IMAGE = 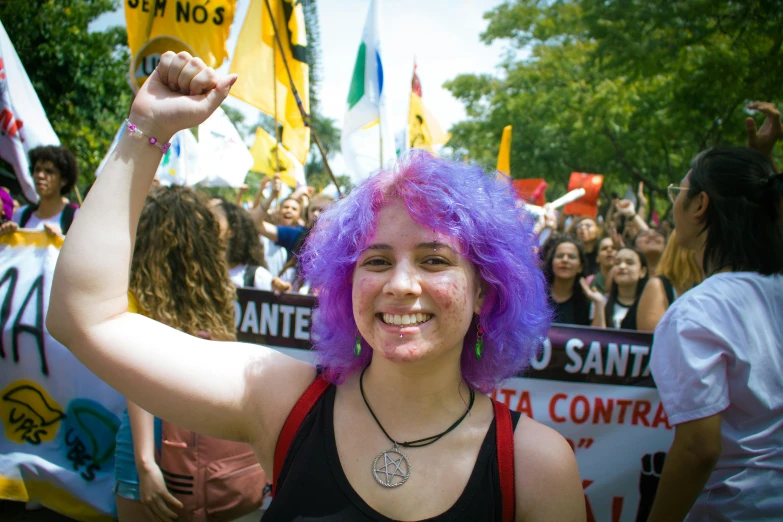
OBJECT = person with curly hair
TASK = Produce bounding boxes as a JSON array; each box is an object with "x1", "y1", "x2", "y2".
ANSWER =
[
  {"x1": 114, "y1": 185, "x2": 265, "y2": 521},
  {"x1": 49, "y1": 53, "x2": 584, "y2": 521},
  {"x1": 210, "y1": 198, "x2": 273, "y2": 290},
  {"x1": 0, "y1": 145, "x2": 79, "y2": 237}
]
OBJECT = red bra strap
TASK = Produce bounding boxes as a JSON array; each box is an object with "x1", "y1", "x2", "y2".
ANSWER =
[
  {"x1": 272, "y1": 373, "x2": 331, "y2": 495},
  {"x1": 494, "y1": 399, "x2": 516, "y2": 522}
]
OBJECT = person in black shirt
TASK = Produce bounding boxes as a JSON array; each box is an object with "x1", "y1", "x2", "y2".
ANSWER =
[{"x1": 544, "y1": 235, "x2": 592, "y2": 325}]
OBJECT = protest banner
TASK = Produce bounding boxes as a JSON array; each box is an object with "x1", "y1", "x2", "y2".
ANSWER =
[
  {"x1": 0, "y1": 232, "x2": 125, "y2": 521},
  {"x1": 124, "y1": 0, "x2": 237, "y2": 90},
  {"x1": 236, "y1": 287, "x2": 672, "y2": 522},
  {"x1": 0, "y1": 21, "x2": 60, "y2": 204}
]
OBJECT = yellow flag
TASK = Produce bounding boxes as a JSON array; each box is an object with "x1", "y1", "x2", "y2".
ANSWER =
[
  {"x1": 124, "y1": 0, "x2": 236, "y2": 90},
  {"x1": 249, "y1": 128, "x2": 305, "y2": 189},
  {"x1": 408, "y1": 65, "x2": 450, "y2": 151},
  {"x1": 230, "y1": 0, "x2": 310, "y2": 164},
  {"x1": 496, "y1": 125, "x2": 512, "y2": 178}
]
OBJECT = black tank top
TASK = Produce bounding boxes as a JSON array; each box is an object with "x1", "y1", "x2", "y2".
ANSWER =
[{"x1": 263, "y1": 384, "x2": 521, "y2": 521}]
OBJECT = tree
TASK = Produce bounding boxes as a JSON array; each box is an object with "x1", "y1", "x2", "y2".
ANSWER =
[
  {"x1": 0, "y1": 0, "x2": 132, "y2": 198},
  {"x1": 445, "y1": 0, "x2": 783, "y2": 206}
]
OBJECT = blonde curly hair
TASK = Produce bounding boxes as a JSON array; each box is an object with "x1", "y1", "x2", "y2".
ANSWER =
[{"x1": 130, "y1": 185, "x2": 236, "y2": 341}]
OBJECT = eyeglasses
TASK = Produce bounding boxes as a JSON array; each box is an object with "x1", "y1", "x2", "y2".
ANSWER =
[{"x1": 667, "y1": 184, "x2": 687, "y2": 204}]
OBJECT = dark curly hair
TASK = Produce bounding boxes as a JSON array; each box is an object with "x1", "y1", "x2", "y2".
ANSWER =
[
  {"x1": 215, "y1": 199, "x2": 267, "y2": 269},
  {"x1": 28, "y1": 146, "x2": 78, "y2": 195}
]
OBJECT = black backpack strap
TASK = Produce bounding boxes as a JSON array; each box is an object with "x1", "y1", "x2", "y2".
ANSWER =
[
  {"x1": 19, "y1": 205, "x2": 37, "y2": 227},
  {"x1": 244, "y1": 264, "x2": 259, "y2": 287},
  {"x1": 658, "y1": 275, "x2": 676, "y2": 306},
  {"x1": 60, "y1": 205, "x2": 76, "y2": 234}
]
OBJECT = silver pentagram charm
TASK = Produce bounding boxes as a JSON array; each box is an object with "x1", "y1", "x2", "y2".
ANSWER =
[{"x1": 372, "y1": 444, "x2": 411, "y2": 487}]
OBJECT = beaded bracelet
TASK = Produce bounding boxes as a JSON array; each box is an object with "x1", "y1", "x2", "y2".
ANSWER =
[{"x1": 125, "y1": 119, "x2": 171, "y2": 155}]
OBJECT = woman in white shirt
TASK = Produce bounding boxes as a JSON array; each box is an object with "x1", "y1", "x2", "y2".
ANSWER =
[{"x1": 646, "y1": 137, "x2": 783, "y2": 521}]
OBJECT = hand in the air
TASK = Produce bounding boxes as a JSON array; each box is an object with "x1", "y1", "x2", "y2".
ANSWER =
[
  {"x1": 579, "y1": 278, "x2": 606, "y2": 305},
  {"x1": 616, "y1": 199, "x2": 636, "y2": 217},
  {"x1": 637, "y1": 182, "x2": 647, "y2": 207},
  {"x1": 128, "y1": 51, "x2": 237, "y2": 142},
  {"x1": 746, "y1": 101, "x2": 781, "y2": 160}
]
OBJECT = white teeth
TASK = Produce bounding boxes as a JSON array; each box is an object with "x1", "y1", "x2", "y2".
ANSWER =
[{"x1": 382, "y1": 313, "x2": 432, "y2": 326}]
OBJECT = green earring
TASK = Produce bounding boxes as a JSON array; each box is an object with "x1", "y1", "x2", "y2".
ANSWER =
[
  {"x1": 475, "y1": 324, "x2": 484, "y2": 360},
  {"x1": 354, "y1": 335, "x2": 362, "y2": 357}
]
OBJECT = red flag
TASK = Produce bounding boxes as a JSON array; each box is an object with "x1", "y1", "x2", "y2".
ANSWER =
[
  {"x1": 512, "y1": 178, "x2": 547, "y2": 206},
  {"x1": 563, "y1": 172, "x2": 604, "y2": 217},
  {"x1": 411, "y1": 62, "x2": 422, "y2": 97}
]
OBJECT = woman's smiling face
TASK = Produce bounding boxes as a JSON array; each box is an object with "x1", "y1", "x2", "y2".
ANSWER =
[{"x1": 351, "y1": 201, "x2": 484, "y2": 364}]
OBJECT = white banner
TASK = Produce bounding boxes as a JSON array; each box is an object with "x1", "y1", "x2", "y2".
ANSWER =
[
  {"x1": 0, "y1": 21, "x2": 60, "y2": 203},
  {"x1": 0, "y1": 232, "x2": 125, "y2": 521}
]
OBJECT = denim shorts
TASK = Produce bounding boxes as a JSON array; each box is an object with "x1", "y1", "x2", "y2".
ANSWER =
[{"x1": 114, "y1": 409, "x2": 161, "y2": 501}]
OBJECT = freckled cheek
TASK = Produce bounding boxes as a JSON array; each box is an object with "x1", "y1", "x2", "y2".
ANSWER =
[
  {"x1": 352, "y1": 276, "x2": 383, "y2": 324},
  {"x1": 429, "y1": 279, "x2": 471, "y2": 320}
]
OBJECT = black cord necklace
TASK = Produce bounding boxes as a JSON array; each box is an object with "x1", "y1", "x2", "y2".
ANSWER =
[{"x1": 359, "y1": 365, "x2": 476, "y2": 488}]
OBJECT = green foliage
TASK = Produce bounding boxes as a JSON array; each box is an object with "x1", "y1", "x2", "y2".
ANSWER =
[
  {"x1": 0, "y1": 0, "x2": 131, "y2": 198},
  {"x1": 446, "y1": 0, "x2": 783, "y2": 208}
]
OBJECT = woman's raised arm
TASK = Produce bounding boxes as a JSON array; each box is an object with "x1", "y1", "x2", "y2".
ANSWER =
[{"x1": 47, "y1": 53, "x2": 314, "y2": 453}]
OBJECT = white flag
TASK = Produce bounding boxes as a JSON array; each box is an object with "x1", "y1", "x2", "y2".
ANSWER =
[
  {"x1": 340, "y1": 0, "x2": 396, "y2": 185},
  {"x1": 0, "y1": 21, "x2": 60, "y2": 203},
  {"x1": 156, "y1": 128, "x2": 201, "y2": 186},
  {"x1": 196, "y1": 108, "x2": 253, "y2": 188}
]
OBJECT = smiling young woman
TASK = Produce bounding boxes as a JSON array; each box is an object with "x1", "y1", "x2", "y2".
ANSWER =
[{"x1": 47, "y1": 52, "x2": 585, "y2": 522}]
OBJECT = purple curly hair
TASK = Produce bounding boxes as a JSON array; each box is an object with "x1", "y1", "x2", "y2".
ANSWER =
[{"x1": 300, "y1": 151, "x2": 551, "y2": 393}]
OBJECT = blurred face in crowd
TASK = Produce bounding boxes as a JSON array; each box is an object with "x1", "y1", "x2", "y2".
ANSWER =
[
  {"x1": 634, "y1": 229, "x2": 665, "y2": 258},
  {"x1": 33, "y1": 160, "x2": 65, "y2": 199},
  {"x1": 307, "y1": 200, "x2": 329, "y2": 227},
  {"x1": 613, "y1": 248, "x2": 647, "y2": 288},
  {"x1": 552, "y1": 242, "x2": 583, "y2": 281},
  {"x1": 574, "y1": 218, "x2": 599, "y2": 245},
  {"x1": 596, "y1": 237, "x2": 617, "y2": 271},
  {"x1": 279, "y1": 198, "x2": 302, "y2": 227}
]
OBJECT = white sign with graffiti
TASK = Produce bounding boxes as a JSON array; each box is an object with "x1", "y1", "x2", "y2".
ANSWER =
[{"x1": 0, "y1": 232, "x2": 125, "y2": 521}]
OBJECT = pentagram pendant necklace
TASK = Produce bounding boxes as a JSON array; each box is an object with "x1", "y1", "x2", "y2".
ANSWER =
[{"x1": 360, "y1": 365, "x2": 475, "y2": 488}]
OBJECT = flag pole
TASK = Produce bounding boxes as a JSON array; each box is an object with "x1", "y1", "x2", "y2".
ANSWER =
[
  {"x1": 272, "y1": 42, "x2": 281, "y2": 177},
  {"x1": 272, "y1": 36, "x2": 282, "y2": 208},
  {"x1": 262, "y1": 0, "x2": 341, "y2": 196}
]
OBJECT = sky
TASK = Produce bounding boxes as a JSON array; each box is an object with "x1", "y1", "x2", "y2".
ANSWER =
[{"x1": 90, "y1": 0, "x2": 514, "y2": 174}]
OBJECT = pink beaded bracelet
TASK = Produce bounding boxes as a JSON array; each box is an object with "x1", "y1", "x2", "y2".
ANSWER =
[{"x1": 125, "y1": 119, "x2": 171, "y2": 155}]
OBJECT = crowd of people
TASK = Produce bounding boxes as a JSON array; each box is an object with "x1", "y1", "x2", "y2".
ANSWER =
[
  {"x1": 1, "y1": 51, "x2": 781, "y2": 521},
  {"x1": 538, "y1": 189, "x2": 701, "y2": 332}
]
